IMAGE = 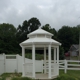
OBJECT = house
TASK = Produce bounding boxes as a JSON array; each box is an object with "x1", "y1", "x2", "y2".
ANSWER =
[{"x1": 69, "y1": 44, "x2": 79, "y2": 56}]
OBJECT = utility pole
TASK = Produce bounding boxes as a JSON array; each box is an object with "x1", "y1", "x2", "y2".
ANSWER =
[{"x1": 79, "y1": 32, "x2": 80, "y2": 60}]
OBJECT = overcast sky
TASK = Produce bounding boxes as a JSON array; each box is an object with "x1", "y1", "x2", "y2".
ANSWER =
[{"x1": 0, "y1": 0, "x2": 80, "y2": 30}]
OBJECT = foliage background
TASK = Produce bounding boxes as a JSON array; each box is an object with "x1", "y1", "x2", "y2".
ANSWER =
[{"x1": 0, "y1": 17, "x2": 80, "y2": 59}]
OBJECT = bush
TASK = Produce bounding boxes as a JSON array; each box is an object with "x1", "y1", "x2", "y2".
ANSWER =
[{"x1": 54, "y1": 74, "x2": 78, "y2": 80}]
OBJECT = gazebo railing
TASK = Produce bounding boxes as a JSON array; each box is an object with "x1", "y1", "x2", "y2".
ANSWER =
[
  {"x1": 43, "y1": 61, "x2": 59, "y2": 76},
  {"x1": 24, "y1": 62, "x2": 33, "y2": 77}
]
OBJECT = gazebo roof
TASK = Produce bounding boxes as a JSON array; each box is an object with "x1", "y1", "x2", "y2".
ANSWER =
[
  {"x1": 20, "y1": 28, "x2": 61, "y2": 46},
  {"x1": 20, "y1": 37, "x2": 61, "y2": 46},
  {"x1": 27, "y1": 28, "x2": 53, "y2": 37}
]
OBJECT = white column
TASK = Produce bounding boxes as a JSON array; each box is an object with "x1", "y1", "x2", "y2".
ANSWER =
[
  {"x1": 32, "y1": 44, "x2": 35, "y2": 78},
  {"x1": 53, "y1": 48, "x2": 56, "y2": 75},
  {"x1": 48, "y1": 44, "x2": 51, "y2": 79},
  {"x1": 22, "y1": 47, "x2": 25, "y2": 76},
  {"x1": 57, "y1": 46, "x2": 59, "y2": 63},
  {"x1": 44, "y1": 47, "x2": 46, "y2": 74},
  {"x1": 56, "y1": 46, "x2": 59, "y2": 75},
  {"x1": 54, "y1": 48, "x2": 56, "y2": 63}
]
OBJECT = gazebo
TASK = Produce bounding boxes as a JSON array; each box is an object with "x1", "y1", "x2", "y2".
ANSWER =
[{"x1": 20, "y1": 28, "x2": 61, "y2": 79}]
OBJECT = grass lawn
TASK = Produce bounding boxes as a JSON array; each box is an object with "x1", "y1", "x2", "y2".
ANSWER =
[
  {"x1": 58, "y1": 70, "x2": 80, "y2": 80},
  {"x1": 0, "y1": 70, "x2": 80, "y2": 80}
]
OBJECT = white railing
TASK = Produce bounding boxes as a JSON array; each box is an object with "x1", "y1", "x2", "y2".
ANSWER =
[
  {"x1": 24, "y1": 62, "x2": 33, "y2": 77},
  {"x1": 43, "y1": 60, "x2": 80, "y2": 74},
  {"x1": 43, "y1": 60, "x2": 59, "y2": 76},
  {"x1": 59, "y1": 60, "x2": 80, "y2": 73}
]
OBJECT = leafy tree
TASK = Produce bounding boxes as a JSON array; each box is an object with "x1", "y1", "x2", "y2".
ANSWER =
[
  {"x1": 42, "y1": 24, "x2": 58, "y2": 40},
  {"x1": 58, "y1": 26, "x2": 74, "y2": 52},
  {"x1": 0, "y1": 23, "x2": 17, "y2": 54},
  {"x1": 16, "y1": 20, "x2": 28, "y2": 42},
  {"x1": 42, "y1": 24, "x2": 51, "y2": 32},
  {"x1": 16, "y1": 17, "x2": 41, "y2": 43},
  {"x1": 59, "y1": 46, "x2": 64, "y2": 60},
  {"x1": 71, "y1": 25, "x2": 80, "y2": 44},
  {"x1": 28, "y1": 17, "x2": 41, "y2": 32}
]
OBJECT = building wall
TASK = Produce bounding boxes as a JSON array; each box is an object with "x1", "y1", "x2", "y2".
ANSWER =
[{"x1": 71, "y1": 51, "x2": 77, "y2": 56}]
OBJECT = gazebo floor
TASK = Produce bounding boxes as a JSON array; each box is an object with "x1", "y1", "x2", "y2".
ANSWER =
[{"x1": 25, "y1": 73, "x2": 57, "y2": 79}]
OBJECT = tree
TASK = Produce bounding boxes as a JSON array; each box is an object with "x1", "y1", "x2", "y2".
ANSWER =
[
  {"x1": 58, "y1": 26, "x2": 74, "y2": 52},
  {"x1": 42, "y1": 24, "x2": 51, "y2": 32},
  {"x1": 16, "y1": 20, "x2": 28, "y2": 42},
  {"x1": 16, "y1": 17, "x2": 41, "y2": 43},
  {"x1": 42, "y1": 24, "x2": 58, "y2": 40},
  {"x1": 28, "y1": 17, "x2": 41, "y2": 32},
  {"x1": 59, "y1": 46, "x2": 64, "y2": 60},
  {"x1": 71, "y1": 25, "x2": 80, "y2": 44},
  {"x1": 0, "y1": 23, "x2": 17, "y2": 54}
]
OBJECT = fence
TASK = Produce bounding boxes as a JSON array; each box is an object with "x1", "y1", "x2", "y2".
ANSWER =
[
  {"x1": 42, "y1": 60, "x2": 80, "y2": 75},
  {"x1": 0, "y1": 54, "x2": 43, "y2": 75},
  {"x1": 0, "y1": 54, "x2": 80, "y2": 75},
  {"x1": 0, "y1": 54, "x2": 4, "y2": 75},
  {"x1": 59, "y1": 60, "x2": 80, "y2": 73}
]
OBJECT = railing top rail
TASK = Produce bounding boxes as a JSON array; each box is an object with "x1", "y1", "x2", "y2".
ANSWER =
[{"x1": 67, "y1": 60, "x2": 80, "y2": 62}]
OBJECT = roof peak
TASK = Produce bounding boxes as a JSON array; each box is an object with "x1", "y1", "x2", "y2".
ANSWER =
[{"x1": 27, "y1": 28, "x2": 53, "y2": 37}]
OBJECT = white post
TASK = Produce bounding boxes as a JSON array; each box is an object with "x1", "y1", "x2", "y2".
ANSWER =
[
  {"x1": 54, "y1": 48, "x2": 56, "y2": 63},
  {"x1": 64, "y1": 59, "x2": 67, "y2": 73},
  {"x1": 44, "y1": 47, "x2": 46, "y2": 74},
  {"x1": 42, "y1": 60, "x2": 44, "y2": 73},
  {"x1": 22, "y1": 47, "x2": 25, "y2": 76},
  {"x1": 54, "y1": 48, "x2": 56, "y2": 75},
  {"x1": 48, "y1": 44, "x2": 51, "y2": 79},
  {"x1": 56, "y1": 46, "x2": 59, "y2": 75},
  {"x1": 57, "y1": 46, "x2": 59, "y2": 64},
  {"x1": 32, "y1": 44, "x2": 35, "y2": 78},
  {"x1": 17, "y1": 54, "x2": 19, "y2": 73},
  {"x1": 3, "y1": 53, "x2": 5, "y2": 73},
  {"x1": 79, "y1": 32, "x2": 80, "y2": 60}
]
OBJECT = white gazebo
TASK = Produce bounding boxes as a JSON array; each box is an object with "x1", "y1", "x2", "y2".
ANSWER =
[{"x1": 20, "y1": 28, "x2": 61, "y2": 79}]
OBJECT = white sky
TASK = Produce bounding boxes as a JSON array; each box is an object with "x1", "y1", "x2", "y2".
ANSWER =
[{"x1": 0, "y1": 0, "x2": 80, "y2": 30}]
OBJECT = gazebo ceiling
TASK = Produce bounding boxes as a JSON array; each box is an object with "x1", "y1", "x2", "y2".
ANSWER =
[{"x1": 20, "y1": 28, "x2": 61, "y2": 46}]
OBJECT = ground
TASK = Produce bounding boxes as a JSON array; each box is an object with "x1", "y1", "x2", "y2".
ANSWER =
[{"x1": 0, "y1": 70, "x2": 80, "y2": 80}]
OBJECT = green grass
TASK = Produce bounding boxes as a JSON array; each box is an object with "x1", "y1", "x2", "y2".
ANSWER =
[
  {"x1": 0, "y1": 70, "x2": 80, "y2": 80},
  {"x1": 1, "y1": 73, "x2": 11, "y2": 78},
  {"x1": 70, "y1": 56, "x2": 79, "y2": 60},
  {"x1": 0, "y1": 73, "x2": 22, "y2": 80},
  {"x1": 59, "y1": 70, "x2": 80, "y2": 79},
  {"x1": 1, "y1": 73, "x2": 21, "y2": 77}
]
